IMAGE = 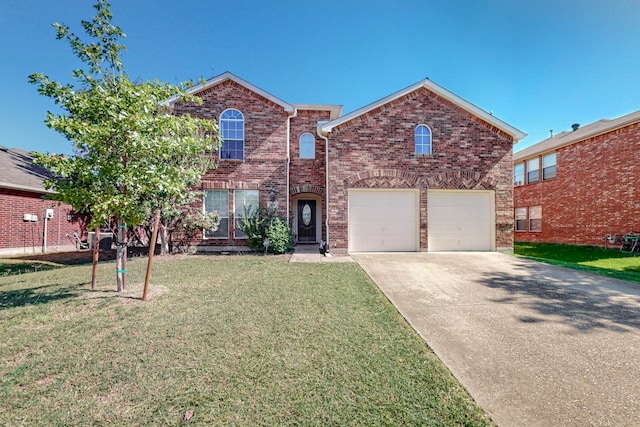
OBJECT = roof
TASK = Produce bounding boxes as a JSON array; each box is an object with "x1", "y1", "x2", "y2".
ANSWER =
[
  {"x1": 0, "y1": 146, "x2": 54, "y2": 194},
  {"x1": 319, "y1": 78, "x2": 527, "y2": 141},
  {"x1": 167, "y1": 71, "x2": 295, "y2": 113},
  {"x1": 514, "y1": 108, "x2": 640, "y2": 162}
]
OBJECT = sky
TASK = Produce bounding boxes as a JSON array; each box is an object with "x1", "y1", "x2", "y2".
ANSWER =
[{"x1": 1, "y1": 0, "x2": 640, "y2": 154}]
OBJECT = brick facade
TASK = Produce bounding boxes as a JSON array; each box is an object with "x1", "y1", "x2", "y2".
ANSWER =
[
  {"x1": 171, "y1": 72, "x2": 521, "y2": 252},
  {"x1": 514, "y1": 119, "x2": 640, "y2": 246},
  {"x1": 326, "y1": 88, "x2": 515, "y2": 251},
  {"x1": 0, "y1": 188, "x2": 77, "y2": 255}
]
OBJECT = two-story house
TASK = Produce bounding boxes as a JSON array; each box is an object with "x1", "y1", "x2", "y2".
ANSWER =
[
  {"x1": 171, "y1": 72, "x2": 525, "y2": 253},
  {"x1": 513, "y1": 109, "x2": 640, "y2": 246}
]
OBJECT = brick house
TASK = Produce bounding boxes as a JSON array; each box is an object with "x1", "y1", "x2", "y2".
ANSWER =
[
  {"x1": 171, "y1": 72, "x2": 525, "y2": 253},
  {"x1": 513, "y1": 110, "x2": 640, "y2": 246},
  {"x1": 0, "y1": 146, "x2": 77, "y2": 255}
]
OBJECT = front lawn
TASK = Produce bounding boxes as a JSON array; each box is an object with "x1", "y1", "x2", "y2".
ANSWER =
[
  {"x1": 515, "y1": 242, "x2": 640, "y2": 284},
  {"x1": 0, "y1": 255, "x2": 492, "y2": 426}
]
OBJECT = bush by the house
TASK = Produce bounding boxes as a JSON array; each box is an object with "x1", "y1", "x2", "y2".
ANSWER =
[{"x1": 240, "y1": 207, "x2": 292, "y2": 254}]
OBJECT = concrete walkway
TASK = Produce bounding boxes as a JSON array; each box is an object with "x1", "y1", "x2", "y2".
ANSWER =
[
  {"x1": 289, "y1": 244, "x2": 355, "y2": 263},
  {"x1": 353, "y1": 252, "x2": 640, "y2": 427}
]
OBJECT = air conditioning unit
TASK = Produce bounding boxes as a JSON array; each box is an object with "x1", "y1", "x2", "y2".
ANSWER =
[{"x1": 23, "y1": 214, "x2": 32, "y2": 222}]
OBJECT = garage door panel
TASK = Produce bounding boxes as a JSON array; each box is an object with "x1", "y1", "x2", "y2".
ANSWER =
[
  {"x1": 428, "y1": 191, "x2": 494, "y2": 252},
  {"x1": 349, "y1": 190, "x2": 418, "y2": 252}
]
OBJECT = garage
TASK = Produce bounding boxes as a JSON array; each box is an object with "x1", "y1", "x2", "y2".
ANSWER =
[
  {"x1": 427, "y1": 190, "x2": 495, "y2": 251},
  {"x1": 348, "y1": 189, "x2": 419, "y2": 252}
]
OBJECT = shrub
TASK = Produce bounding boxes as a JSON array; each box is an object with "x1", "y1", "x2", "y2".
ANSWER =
[{"x1": 239, "y1": 207, "x2": 292, "y2": 254}]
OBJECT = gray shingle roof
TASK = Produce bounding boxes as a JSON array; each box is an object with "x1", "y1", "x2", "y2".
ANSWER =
[
  {"x1": 0, "y1": 146, "x2": 54, "y2": 193},
  {"x1": 514, "y1": 109, "x2": 640, "y2": 161}
]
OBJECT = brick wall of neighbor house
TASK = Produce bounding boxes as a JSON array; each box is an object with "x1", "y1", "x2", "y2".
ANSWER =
[
  {"x1": 0, "y1": 188, "x2": 77, "y2": 255},
  {"x1": 172, "y1": 80, "x2": 290, "y2": 248},
  {"x1": 327, "y1": 87, "x2": 515, "y2": 252},
  {"x1": 514, "y1": 122, "x2": 640, "y2": 245},
  {"x1": 289, "y1": 109, "x2": 331, "y2": 239}
]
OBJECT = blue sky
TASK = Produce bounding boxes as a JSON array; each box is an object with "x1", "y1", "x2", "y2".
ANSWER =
[{"x1": 1, "y1": 0, "x2": 639, "y2": 154}]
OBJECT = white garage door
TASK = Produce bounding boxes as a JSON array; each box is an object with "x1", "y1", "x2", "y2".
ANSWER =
[
  {"x1": 428, "y1": 190, "x2": 495, "y2": 251},
  {"x1": 348, "y1": 189, "x2": 419, "y2": 252}
]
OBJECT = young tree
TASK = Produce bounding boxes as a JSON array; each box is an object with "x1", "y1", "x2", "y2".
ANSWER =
[{"x1": 30, "y1": 0, "x2": 220, "y2": 291}]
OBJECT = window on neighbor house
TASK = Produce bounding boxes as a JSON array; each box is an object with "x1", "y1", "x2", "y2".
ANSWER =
[
  {"x1": 220, "y1": 109, "x2": 245, "y2": 160},
  {"x1": 529, "y1": 206, "x2": 542, "y2": 232},
  {"x1": 515, "y1": 207, "x2": 527, "y2": 231},
  {"x1": 527, "y1": 158, "x2": 539, "y2": 184},
  {"x1": 204, "y1": 190, "x2": 229, "y2": 238},
  {"x1": 542, "y1": 152, "x2": 556, "y2": 180},
  {"x1": 514, "y1": 162, "x2": 524, "y2": 186},
  {"x1": 299, "y1": 133, "x2": 315, "y2": 159},
  {"x1": 415, "y1": 124, "x2": 432, "y2": 155},
  {"x1": 234, "y1": 190, "x2": 259, "y2": 239}
]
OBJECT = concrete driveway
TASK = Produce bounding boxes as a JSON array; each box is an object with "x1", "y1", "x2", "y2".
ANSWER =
[{"x1": 353, "y1": 252, "x2": 640, "y2": 427}]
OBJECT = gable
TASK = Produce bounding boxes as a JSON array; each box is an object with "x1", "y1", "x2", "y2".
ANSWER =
[
  {"x1": 167, "y1": 72, "x2": 294, "y2": 114},
  {"x1": 320, "y1": 79, "x2": 525, "y2": 141}
]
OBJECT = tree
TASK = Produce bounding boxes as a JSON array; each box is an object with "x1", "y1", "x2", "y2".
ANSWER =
[{"x1": 29, "y1": 0, "x2": 220, "y2": 291}]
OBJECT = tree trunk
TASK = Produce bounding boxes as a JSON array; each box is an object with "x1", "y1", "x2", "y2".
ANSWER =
[
  {"x1": 159, "y1": 222, "x2": 170, "y2": 254},
  {"x1": 91, "y1": 226, "x2": 100, "y2": 290},
  {"x1": 116, "y1": 219, "x2": 127, "y2": 292}
]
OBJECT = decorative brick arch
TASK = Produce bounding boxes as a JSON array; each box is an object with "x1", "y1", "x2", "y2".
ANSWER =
[
  {"x1": 290, "y1": 184, "x2": 325, "y2": 197},
  {"x1": 425, "y1": 170, "x2": 498, "y2": 190},
  {"x1": 345, "y1": 169, "x2": 421, "y2": 188}
]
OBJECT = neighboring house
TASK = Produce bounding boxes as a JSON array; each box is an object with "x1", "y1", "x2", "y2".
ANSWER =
[
  {"x1": 0, "y1": 146, "x2": 77, "y2": 255},
  {"x1": 170, "y1": 72, "x2": 525, "y2": 253},
  {"x1": 513, "y1": 110, "x2": 640, "y2": 246}
]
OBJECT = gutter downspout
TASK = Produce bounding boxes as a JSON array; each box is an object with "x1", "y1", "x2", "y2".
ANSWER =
[
  {"x1": 317, "y1": 124, "x2": 330, "y2": 249},
  {"x1": 286, "y1": 108, "x2": 298, "y2": 226}
]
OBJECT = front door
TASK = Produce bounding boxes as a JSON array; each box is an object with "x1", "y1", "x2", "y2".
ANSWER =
[{"x1": 297, "y1": 200, "x2": 316, "y2": 243}]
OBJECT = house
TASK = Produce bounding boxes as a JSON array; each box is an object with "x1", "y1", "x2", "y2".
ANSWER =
[
  {"x1": 170, "y1": 72, "x2": 525, "y2": 253},
  {"x1": 513, "y1": 110, "x2": 640, "y2": 246},
  {"x1": 0, "y1": 146, "x2": 77, "y2": 255}
]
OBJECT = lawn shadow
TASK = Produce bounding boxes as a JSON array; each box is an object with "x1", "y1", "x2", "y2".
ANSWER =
[
  {"x1": 0, "y1": 283, "x2": 83, "y2": 310},
  {"x1": 479, "y1": 260, "x2": 640, "y2": 333}
]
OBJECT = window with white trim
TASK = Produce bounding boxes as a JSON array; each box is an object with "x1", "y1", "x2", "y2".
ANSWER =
[
  {"x1": 542, "y1": 152, "x2": 556, "y2": 180},
  {"x1": 514, "y1": 162, "x2": 524, "y2": 186},
  {"x1": 220, "y1": 109, "x2": 244, "y2": 160},
  {"x1": 415, "y1": 125, "x2": 432, "y2": 155},
  {"x1": 529, "y1": 206, "x2": 542, "y2": 232},
  {"x1": 527, "y1": 158, "x2": 539, "y2": 184},
  {"x1": 515, "y1": 207, "x2": 527, "y2": 231},
  {"x1": 299, "y1": 133, "x2": 315, "y2": 159},
  {"x1": 234, "y1": 190, "x2": 259, "y2": 239},
  {"x1": 204, "y1": 190, "x2": 229, "y2": 238}
]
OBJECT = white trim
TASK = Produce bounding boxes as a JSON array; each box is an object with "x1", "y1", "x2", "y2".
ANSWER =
[
  {"x1": 320, "y1": 78, "x2": 526, "y2": 141},
  {"x1": 166, "y1": 72, "x2": 295, "y2": 112}
]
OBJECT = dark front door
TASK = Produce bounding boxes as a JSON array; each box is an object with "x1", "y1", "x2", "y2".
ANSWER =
[{"x1": 297, "y1": 200, "x2": 316, "y2": 242}]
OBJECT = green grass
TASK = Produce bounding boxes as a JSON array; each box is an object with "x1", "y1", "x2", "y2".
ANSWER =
[
  {"x1": 0, "y1": 255, "x2": 492, "y2": 426},
  {"x1": 515, "y1": 242, "x2": 640, "y2": 284}
]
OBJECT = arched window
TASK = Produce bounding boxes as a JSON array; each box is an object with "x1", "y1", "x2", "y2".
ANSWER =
[
  {"x1": 220, "y1": 109, "x2": 244, "y2": 160},
  {"x1": 299, "y1": 133, "x2": 315, "y2": 159},
  {"x1": 415, "y1": 124, "x2": 432, "y2": 155}
]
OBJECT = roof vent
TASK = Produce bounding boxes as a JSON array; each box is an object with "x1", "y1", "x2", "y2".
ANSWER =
[
  {"x1": 550, "y1": 130, "x2": 554, "y2": 138},
  {"x1": 571, "y1": 123, "x2": 580, "y2": 131}
]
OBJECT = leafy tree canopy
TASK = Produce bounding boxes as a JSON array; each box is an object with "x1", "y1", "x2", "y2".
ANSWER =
[{"x1": 29, "y1": 0, "x2": 220, "y2": 229}]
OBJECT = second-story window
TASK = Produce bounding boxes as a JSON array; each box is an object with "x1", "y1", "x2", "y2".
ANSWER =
[
  {"x1": 514, "y1": 162, "x2": 524, "y2": 186},
  {"x1": 542, "y1": 152, "x2": 556, "y2": 180},
  {"x1": 300, "y1": 133, "x2": 315, "y2": 159},
  {"x1": 527, "y1": 158, "x2": 539, "y2": 184},
  {"x1": 220, "y1": 109, "x2": 244, "y2": 160},
  {"x1": 415, "y1": 125, "x2": 432, "y2": 155}
]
